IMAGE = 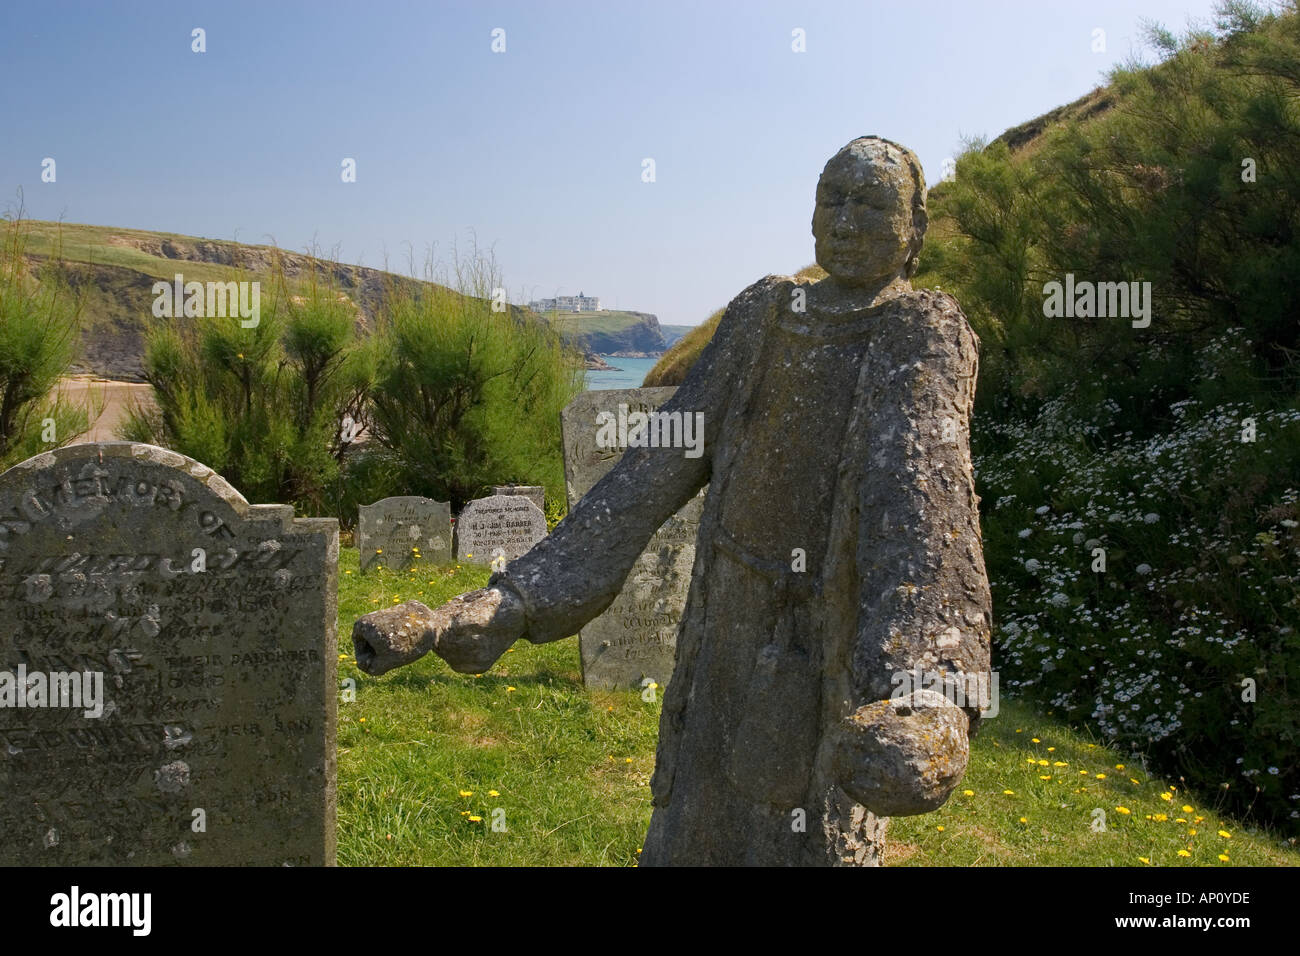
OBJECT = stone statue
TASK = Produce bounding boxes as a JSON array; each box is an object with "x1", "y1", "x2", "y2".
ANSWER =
[{"x1": 353, "y1": 136, "x2": 993, "y2": 866}]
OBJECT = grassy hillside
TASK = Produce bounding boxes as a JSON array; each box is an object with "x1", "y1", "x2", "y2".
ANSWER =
[
  {"x1": 659, "y1": 323, "x2": 694, "y2": 348},
  {"x1": 19, "y1": 221, "x2": 612, "y2": 379},
  {"x1": 540, "y1": 308, "x2": 666, "y2": 354}
]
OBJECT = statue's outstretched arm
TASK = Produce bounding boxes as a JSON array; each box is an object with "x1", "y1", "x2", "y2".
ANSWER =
[
  {"x1": 829, "y1": 293, "x2": 994, "y2": 816},
  {"x1": 353, "y1": 278, "x2": 767, "y2": 676}
]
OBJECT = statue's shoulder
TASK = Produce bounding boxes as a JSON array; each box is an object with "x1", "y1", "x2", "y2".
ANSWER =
[
  {"x1": 725, "y1": 274, "x2": 792, "y2": 314},
  {"x1": 712, "y1": 274, "x2": 792, "y2": 341},
  {"x1": 888, "y1": 287, "x2": 979, "y2": 351},
  {"x1": 899, "y1": 286, "x2": 966, "y2": 318}
]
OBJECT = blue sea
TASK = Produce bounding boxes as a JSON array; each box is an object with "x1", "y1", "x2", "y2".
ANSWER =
[{"x1": 584, "y1": 356, "x2": 659, "y2": 390}]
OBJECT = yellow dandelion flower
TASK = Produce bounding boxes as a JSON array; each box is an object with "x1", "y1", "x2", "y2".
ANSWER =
[
  {"x1": 1139, "y1": 857, "x2": 1150, "y2": 864},
  {"x1": 1039, "y1": 775, "x2": 1051, "y2": 780},
  {"x1": 1115, "y1": 764, "x2": 1125, "y2": 770},
  {"x1": 359, "y1": 717, "x2": 366, "y2": 723},
  {"x1": 506, "y1": 686, "x2": 516, "y2": 693},
  {"x1": 1177, "y1": 849, "x2": 1191, "y2": 857},
  {"x1": 1176, "y1": 818, "x2": 1187, "y2": 824},
  {"x1": 1194, "y1": 816, "x2": 1205, "y2": 823},
  {"x1": 1015, "y1": 729, "x2": 1023, "y2": 733},
  {"x1": 1096, "y1": 773, "x2": 1107, "y2": 779},
  {"x1": 1003, "y1": 790, "x2": 1015, "y2": 795},
  {"x1": 1182, "y1": 805, "x2": 1194, "y2": 813},
  {"x1": 1038, "y1": 759, "x2": 1050, "y2": 766},
  {"x1": 1130, "y1": 778, "x2": 1140, "y2": 784},
  {"x1": 936, "y1": 825, "x2": 945, "y2": 832},
  {"x1": 468, "y1": 815, "x2": 483, "y2": 823},
  {"x1": 1218, "y1": 854, "x2": 1229, "y2": 862},
  {"x1": 1031, "y1": 737, "x2": 1041, "y2": 743},
  {"x1": 459, "y1": 790, "x2": 473, "y2": 797},
  {"x1": 1218, "y1": 830, "x2": 1232, "y2": 839},
  {"x1": 1115, "y1": 806, "x2": 1131, "y2": 815},
  {"x1": 1053, "y1": 761, "x2": 1068, "y2": 767},
  {"x1": 1161, "y1": 792, "x2": 1173, "y2": 801},
  {"x1": 1047, "y1": 746, "x2": 1055, "y2": 752},
  {"x1": 1154, "y1": 813, "x2": 1168, "y2": 822},
  {"x1": 962, "y1": 789, "x2": 974, "y2": 796},
  {"x1": 625, "y1": 757, "x2": 633, "y2": 764},
  {"x1": 1019, "y1": 817, "x2": 1027, "y2": 824},
  {"x1": 488, "y1": 789, "x2": 500, "y2": 797}
]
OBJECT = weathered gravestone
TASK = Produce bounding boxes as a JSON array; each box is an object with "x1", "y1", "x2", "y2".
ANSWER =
[
  {"x1": 455, "y1": 494, "x2": 546, "y2": 566},
  {"x1": 357, "y1": 496, "x2": 451, "y2": 573},
  {"x1": 491, "y1": 485, "x2": 546, "y2": 517},
  {"x1": 0, "y1": 442, "x2": 338, "y2": 866},
  {"x1": 561, "y1": 387, "x2": 703, "y2": 691}
]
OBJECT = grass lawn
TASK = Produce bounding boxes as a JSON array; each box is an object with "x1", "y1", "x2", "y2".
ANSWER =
[{"x1": 335, "y1": 548, "x2": 1299, "y2": 867}]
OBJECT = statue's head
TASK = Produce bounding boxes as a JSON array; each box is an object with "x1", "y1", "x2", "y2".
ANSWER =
[{"x1": 813, "y1": 136, "x2": 927, "y2": 286}]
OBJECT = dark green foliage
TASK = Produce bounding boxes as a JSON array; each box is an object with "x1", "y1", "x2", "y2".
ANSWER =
[{"x1": 917, "y1": 1, "x2": 1300, "y2": 831}]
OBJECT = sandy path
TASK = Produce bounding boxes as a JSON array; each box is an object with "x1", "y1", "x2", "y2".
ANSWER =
[{"x1": 54, "y1": 375, "x2": 157, "y2": 443}]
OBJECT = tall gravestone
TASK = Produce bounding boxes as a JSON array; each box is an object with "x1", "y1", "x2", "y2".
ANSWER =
[
  {"x1": 357, "y1": 496, "x2": 452, "y2": 573},
  {"x1": 0, "y1": 442, "x2": 338, "y2": 866},
  {"x1": 561, "y1": 387, "x2": 703, "y2": 691},
  {"x1": 455, "y1": 495, "x2": 546, "y2": 566}
]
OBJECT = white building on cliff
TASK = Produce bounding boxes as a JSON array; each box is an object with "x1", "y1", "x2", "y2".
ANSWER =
[{"x1": 529, "y1": 292, "x2": 602, "y2": 313}]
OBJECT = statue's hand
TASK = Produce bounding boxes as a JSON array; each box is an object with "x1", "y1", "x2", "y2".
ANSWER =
[
  {"x1": 427, "y1": 586, "x2": 525, "y2": 674},
  {"x1": 833, "y1": 689, "x2": 970, "y2": 816},
  {"x1": 352, "y1": 586, "x2": 525, "y2": 676}
]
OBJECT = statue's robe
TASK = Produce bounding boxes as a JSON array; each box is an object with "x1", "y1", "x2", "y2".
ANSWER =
[{"x1": 494, "y1": 276, "x2": 992, "y2": 865}]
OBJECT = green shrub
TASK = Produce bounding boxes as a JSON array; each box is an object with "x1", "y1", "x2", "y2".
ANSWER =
[
  {"x1": 366, "y1": 249, "x2": 582, "y2": 510},
  {"x1": 124, "y1": 259, "x2": 366, "y2": 513},
  {"x1": 0, "y1": 214, "x2": 91, "y2": 469}
]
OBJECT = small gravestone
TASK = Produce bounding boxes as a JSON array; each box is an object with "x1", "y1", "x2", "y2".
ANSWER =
[
  {"x1": 561, "y1": 387, "x2": 703, "y2": 691},
  {"x1": 491, "y1": 485, "x2": 546, "y2": 517},
  {"x1": 357, "y1": 496, "x2": 451, "y2": 573},
  {"x1": 0, "y1": 442, "x2": 338, "y2": 866},
  {"x1": 455, "y1": 495, "x2": 546, "y2": 566}
]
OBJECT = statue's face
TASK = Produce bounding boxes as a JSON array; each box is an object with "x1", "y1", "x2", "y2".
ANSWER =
[{"x1": 813, "y1": 142, "x2": 920, "y2": 286}]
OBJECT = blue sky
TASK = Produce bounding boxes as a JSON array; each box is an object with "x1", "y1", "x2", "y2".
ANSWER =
[{"x1": 1, "y1": 0, "x2": 1223, "y2": 328}]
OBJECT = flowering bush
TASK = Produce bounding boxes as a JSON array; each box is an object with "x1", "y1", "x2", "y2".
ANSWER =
[{"x1": 977, "y1": 337, "x2": 1300, "y2": 831}]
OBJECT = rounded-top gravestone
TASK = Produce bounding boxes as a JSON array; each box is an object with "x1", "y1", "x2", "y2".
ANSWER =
[
  {"x1": 455, "y1": 494, "x2": 547, "y2": 566},
  {"x1": 357, "y1": 496, "x2": 451, "y2": 573},
  {"x1": 0, "y1": 442, "x2": 338, "y2": 866}
]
